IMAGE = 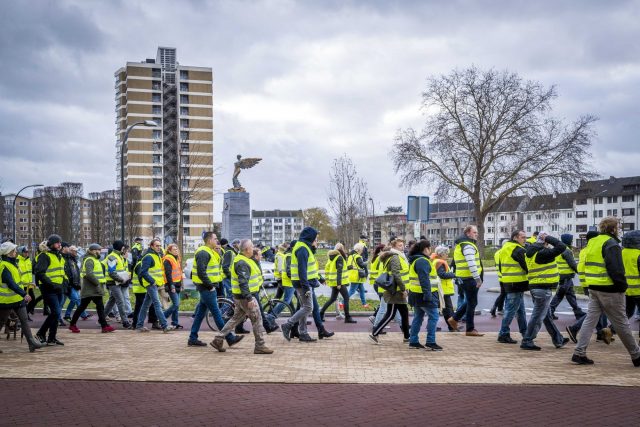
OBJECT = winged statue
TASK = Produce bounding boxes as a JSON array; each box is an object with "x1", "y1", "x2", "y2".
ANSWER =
[{"x1": 230, "y1": 154, "x2": 262, "y2": 192}]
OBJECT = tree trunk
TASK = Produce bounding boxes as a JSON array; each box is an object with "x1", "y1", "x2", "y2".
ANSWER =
[{"x1": 473, "y1": 203, "x2": 486, "y2": 257}]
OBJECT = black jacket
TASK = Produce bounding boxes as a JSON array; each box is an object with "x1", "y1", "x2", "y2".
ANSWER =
[
  {"x1": 559, "y1": 248, "x2": 578, "y2": 279},
  {"x1": 525, "y1": 236, "x2": 566, "y2": 288},
  {"x1": 35, "y1": 249, "x2": 66, "y2": 295},
  {"x1": 221, "y1": 244, "x2": 237, "y2": 279},
  {"x1": 590, "y1": 234, "x2": 627, "y2": 294},
  {"x1": 292, "y1": 227, "x2": 318, "y2": 291},
  {"x1": 63, "y1": 253, "x2": 81, "y2": 291},
  {"x1": 195, "y1": 248, "x2": 218, "y2": 291}
]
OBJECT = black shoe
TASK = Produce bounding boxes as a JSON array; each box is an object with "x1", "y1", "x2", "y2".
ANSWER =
[
  {"x1": 235, "y1": 325, "x2": 250, "y2": 334},
  {"x1": 299, "y1": 334, "x2": 317, "y2": 342},
  {"x1": 409, "y1": 342, "x2": 425, "y2": 349},
  {"x1": 35, "y1": 333, "x2": 46, "y2": 344},
  {"x1": 551, "y1": 313, "x2": 559, "y2": 320},
  {"x1": 226, "y1": 335, "x2": 245, "y2": 347},
  {"x1": 173, "y1": 324, "x2": 184, "y2": 329},
  {"x1": 497, "y1": 335, "x2": 518, "y2": 344},
  {"x1": 344, "y1": 317, "x2": 357, "y2": 324},
  {"x1": 127, "y1": 313, "x2": 134, "y2": 319},
  {"x1": 265, "y1": 324, "x2": 280, "y2": 334},
  {"x1": 63, "y1": 316, "x2": 72, "y2": 322},
  {"x1": 187, "y1": 339, "x2": 207, "y2": 347},
  {"x1": 436, "y1": 327, "x2": 442, "y2": 332},
  {"x1": 633, "y1": 356, "x2": 640, "y2": 367},
  {"x1": 555, "y1": 337, "x2": 570, "y2": 349},
  {"x1": 281, "y1": 323, "x2": 292, "y2": 341},
  {"x1": 318, "y1": 328, "x2": 335, "y2": 339},
  {"x1": 151, "y1": 321, "x2": 162, "y2": 330},
  {"x1": 58, "y1": 319, "x2": 66, "y2": 327},
  {"x1": 28, "y1": 339, "x2": 43, "y2": 352},
  {"x1": 566, "y1": 326, "x2": 578, "y2": 343},
  {"x1": 571, "y1": 354, "x2": 594, "y2": 365},
  {"x1": 47, "y1": 338, "x2": 64, "y2": 346},
  {"x1": 520, "y1": 343, "x2": 541, "y2": 351},
  {"x1": 425, "y1": 343, "x2": 443, "y2": 351},
  {"x1": 368, "y1": 334, "x2": 379, "y2": 344},
  {"x1": 490, "y1": 308, "x2": 496, "y2": 318}
]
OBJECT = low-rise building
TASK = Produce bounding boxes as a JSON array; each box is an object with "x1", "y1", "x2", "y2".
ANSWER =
[{"x1": 252, "y1": 210, "x2": 304, "y2": 247}]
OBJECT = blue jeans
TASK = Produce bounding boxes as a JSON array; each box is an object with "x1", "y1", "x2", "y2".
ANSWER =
[
  {"x1": 410, "y1": 303, "x2": 440, "y2": 344},
  {"x1": 349, "y1": 283, "x2": 366, "y2": 305},
  {"x1": 189, "y1": 288, "x2": 233, "y2": 341},
  {"x1": 522, "y1": 288, "x2": 563, "y2": 346},
  {"x1": 453, "y1": 278, "x2": 479, "y2": 331},
  {"x1": 64, "y1": 288, "x2": 88, "y2": 319},
  {"x1": 499, "y1": 292, "x2": 527, "y2": 337},
  {"x1": 163, "y1": 291, "x2": 181, "y2": 326},
  {"x1": 222, "y1": 278, "x2": 233, "y2": 299},
  {"x1": 37, "y1": 292, "x2": 62, "y2": 340},
  {"x1": 272, "y1": 286, "x2": 295, "y2": 316},
  {"x1": 136, "y1": 285, "x2": 168, "y2": 329}
]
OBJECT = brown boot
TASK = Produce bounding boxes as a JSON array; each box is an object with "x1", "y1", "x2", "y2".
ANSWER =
[
  {"x1": 447, "y1": 317, "x2": 459, "y2": 331},
  {"x1": 209, "y1": 337, "x2": 226, "y2": 352},
  {"x1": 254, "y1": 346, "x2": 274, "y2": 354},
  {"x1": 465, "y1": 329, "x2": 484, "y2": 337}
]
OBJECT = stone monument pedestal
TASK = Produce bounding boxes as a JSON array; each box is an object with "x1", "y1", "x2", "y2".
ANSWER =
[{"x1": 221, "y1": 192, "x2": 252, "y2": 242}]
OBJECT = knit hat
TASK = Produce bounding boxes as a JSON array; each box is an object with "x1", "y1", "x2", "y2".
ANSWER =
[
  {"x1": 0, "y1": 242, "x2": 18, "y2": 256},
  {"x1": 220, "y1": 238, "x2": 229, "y2": 246},
  {"x1": 61, "y1": 241, "x2": 70, "y2": 249},
  {"x1": 586, "y1": 231, "x2": 599, "y2": 241},
  {"x1": 88, "y1": 243, "x2": 102, "y2": 251},
  {"x1": 17, "y1": 245, "x2": 28, "y2": 254},
  {"x1": 47, "y1": 234, "x2": 62, "y2": 247},
  {"x1": 112, "y1": 240, "x2": 125, "y2": 251},
  {"x1": 560, "y1": 234, "x2": 573, "y2": 246},
  {"x1": 232, "y1": 239, "x2": 240, "y2": 246}
]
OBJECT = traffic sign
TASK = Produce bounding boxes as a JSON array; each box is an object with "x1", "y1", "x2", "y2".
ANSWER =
[{"x1": 407, "y1": 196, "x2": 430, "y2": 222}]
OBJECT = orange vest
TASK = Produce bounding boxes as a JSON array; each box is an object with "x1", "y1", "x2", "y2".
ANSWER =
[{"x1": 162, "y1": 255, "x2": 183, "y2": 283}]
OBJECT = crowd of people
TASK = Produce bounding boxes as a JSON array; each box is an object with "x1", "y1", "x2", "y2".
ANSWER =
[{"x1": 1, "y1": 217, "x2": 639, "y2": 366}]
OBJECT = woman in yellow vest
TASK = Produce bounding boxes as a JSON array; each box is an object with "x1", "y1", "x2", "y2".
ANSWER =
[
  {"x1": 320, "y1": 243, "x2": 357, "y2": 323},
  {"x1": 432, "y1": 246, "x2": 458, "y2": 332},
  {"x1": 162, "y1": 243, "x2": 184, "y2": 329},
  {"x1": 622, "y1": 230, "x2": 640, "y2": 342},
  {"x1": 0, "y1": 241, "x2": 43, "y2": 352},
  {"x1": 347, "y1": 243, "x2": 369, "y2": 308}
]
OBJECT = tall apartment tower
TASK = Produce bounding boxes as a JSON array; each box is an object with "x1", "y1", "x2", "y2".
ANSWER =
[{"x1": 115, "y1": 47, "x2": 214, "y2": 251}]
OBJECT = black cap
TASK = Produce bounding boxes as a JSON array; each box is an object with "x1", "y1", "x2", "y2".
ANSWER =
[
  {"x1": 47, "y1": 234, "x2": 62, "y2": 247},
  {"x1": 113, "y1": 240, "x2": 125, "y2": 251},
  {"x1": 220, "y1": 238, "x2": 228, "y2": 246}
]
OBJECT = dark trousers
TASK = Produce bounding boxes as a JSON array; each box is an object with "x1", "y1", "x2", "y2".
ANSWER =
[
  {"x1": 442, "y1": 294, "x2": 455, "y2": 329},
  {"x1": 132, "y1": 292, "x2": 157, "y2": 327},
  {"x1": 550, "y1": 276, "x2": 584, "y2": 318},
  {"x1": 274, "y1": 281, "x2": 284, "y2": 300},
  {"x1": 372, "y1": 303, "x2": 409, "y2": 338},
  {"x1": 36, "y1": 292, "x2": 62, "y2": 340},
  {"x1": 320, "y1": 286, "x2": 351, "y2": 318},
  {"x1": 453, "y1": 278, "x2": 479, "y2": 331},
  {"x1": 71, "y1": 296, "x2": 108, "y2": 327},
  {"x1": 492, "y1": 283, "x2": 506, "y2": 312}
]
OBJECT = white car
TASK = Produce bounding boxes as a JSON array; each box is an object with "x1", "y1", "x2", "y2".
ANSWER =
[{"x1": 183, "y1": 258, "x2": 276, "y2": 289}]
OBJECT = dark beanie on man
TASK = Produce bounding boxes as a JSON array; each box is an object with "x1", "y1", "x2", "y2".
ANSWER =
[
  {"x1": 113, "y1": 240, "x2": 125, "y2": 251},
  {"x1": 560, "y1": 234, "x2": 573, "y2": 246},
  {"x1": 47, "y1": 234, "x2": 62, "y2": 247}
]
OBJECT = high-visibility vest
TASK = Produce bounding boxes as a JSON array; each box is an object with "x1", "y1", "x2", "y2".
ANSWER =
[
  {"x1": 583, "y1": 234, "x2": 615, "y2": 287},
  {"x1": 103, "y1": 251, "x2": 127, "y2": 284},
  {"x1": 526, "y1": 236, "x2": 537, "y2": 244},
  {"x1": 132, "y1": 242, "x2": 142, "y2": 253},
  {"x1": 140, "y1": 252, "x2": 165, "y2": 287},
  {"x1": 526, "y1": 250, "x2": 559, "y2": 286},
  {"x1": 192, "y1": 246, "x2": 222, "y2": 285},
  {"x1": 453, "y1": 241, "x2": 482, "y2": 278},
  {"x1": 281, "y1": 253, "x2": 292, "y2": 287},
  {"x1": 433, "y1": 258, "x2": 454, "y2": 295},
  {"x1": 45, "y1": 252, "x2": 66, "y2": 286},
  {"x1": 556, "y1": 251, "x2": 574, "y2": 275},
  {"x1": 81, "y1": 256, "x2": 106, "y2": 285},
  {"x1": 577, "y1": 248, "x2": 587, "y2": 288},
  {"x1": 131, "y1": 261, "x2": 146, "y2": 294},
  {"x1": 499, "y1": 242, "x2": 528, "y2": 284},
  {"x1": 370, "y1": 257, "x2": 381, "y2": 281},
  {"x1": 383, "y1": 253, "x2": 410, "y2": 287},
  {"x1": 162, "y1": 254, "x2": 183, "y2": 284},
  {"x1": 17, "y1": 255, "x2": 32, "y2": 289},
  {"x1": 494, "y1": 248, "x2": 502, "y2": 281},
  {"x1": 622, "y1": 248, "x2": 640, "y2": 297},
  {"x1": 274, "y1": 251, "x2": 285, "y2": 279},
  {"x1": 347, "y1": 253, "x2": 365, "y2": 283},
  {"x1": 231, "y1": 254, "x2": 261, "y2": 294},
  {"x1": 408, "y1": 256, "x2": 438, "y2": 293},
  {"x1": 290, "y1": 241, "x2": 318, "y2": 281},
  {"x1": 325, "y1": 255, "x2": 349, "y2": 287},
  {"x1": 0, "y1": 260, "x2": 24, "y2": 305}
]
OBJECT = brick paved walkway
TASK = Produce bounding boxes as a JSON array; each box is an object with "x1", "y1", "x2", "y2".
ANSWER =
[{"x1": 1, "y1": 379, "x2": 638, "y2": 426}]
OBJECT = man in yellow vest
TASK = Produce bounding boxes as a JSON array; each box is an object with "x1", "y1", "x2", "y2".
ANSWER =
[
  {"x1": 103, "y1": 240, "x2": 133, "y2": 329},
  {"x1": 549, "y1": 234, "x2": 585, "y2": 320},
  {"x1": 135, "y1": 238, "x2": 173, "y2": 333},
  {"x1": 526, "y1": 231, "x2": 539, "y2": 246},
  {"x1": 210, "y1": 239, "x2": 273, "y2": 354},
  {"x1": 497, "y1": 230, "x2": 529, "y2": 344},
  {"x1": 490, "y1": 242, "x2": 506, "y2": 317},
  {"x1": 572, "y1": 218, "x2": 640, "y2": 366},
  {"x1": 521, "y1": 231, "x2": 568, "y2": 350},
  {"x1": 34, "y1": 234, "x2": 67, "y2": 346},
  {"x1": 17, "y1": 246, "x2": 35, "y2": 320},
  {"x1": 622, "y1": 230, "x2": 640, "y2": 343}
]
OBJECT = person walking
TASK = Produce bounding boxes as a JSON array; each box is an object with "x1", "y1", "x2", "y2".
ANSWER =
[
  {"x1": 273, "y1": 243, "x2": 288, "y2": 300},
  {"x1": 432, "y1": 246, "x2": 457, "y2": 332},
  {"x1": 0, "y1": 242, "x2": 43, "y2": 352},
  {"x1": 520, "y1": 232, "x2": 568, "y2": 350},
  {"x1": 135, "y1": 239, "x2": 173, "y2": 333},
  {"x1": 407, "y1": 240, "x2": 442, "y2": 351},
  {"x1": 68, "y1": 244, "x2": 114, "y2": 333},
  {"x1": 103, "y1": 240, "x2": 133, "y2": 329},
  {"x1": 210, "y1": 239, "x2": 272, "y2": 354},
  {"x1": 34, "y1": 234, "x2": 67, "y2": 346},
  {"x1": 62, "y1": 245, "x2": 89, "y2": 322},
  {"x1": 447, "y1": 225, "x2": 484, "y2": 336},
  {"x1": 490, "y1": 242, "x2": 506, "y2": 317},
  {"x1": 320, "y1": 243, "x2": 357, "y2": 323},
  {"x1": 162, "y1": 243, "x2": 184, "y2": 329},
  {"x1": 271, "y1": 241, "x2": 296, "y2": 316},
  {"x1": 571, "y1": 218, "x2": 640, "y2": 366},
  {"x1": 369, "y1": 238, "x2": 411, "y2": 344},
  {"x1": 497, "y1": 230, "x2": 529, "y2": 344},
  {"x1": 550, "y1": 234, "x2": 585, "y2": 320},
  {"x1": 622, "y1": 230, "x2": 640, "y2": 343},
  {"x1": 119, "y1": 244, "x2": 134, "y2": 320},
  {"x1": 130, "y1": 258, "x2": 156, "y2": 329},
  {"x1": 130, "y1": 237, "x2": 144, "y2": 269},
  {"x1": 359, "y1": 234, "x2": 369, "y2": 262},
  {"x1": 16, "y1": 246, "x2": 36, "y2": 320},
  {"x1": 280, "y1": 227, "x2": 321, "y2": 343},
  {"x1": 347, "y1": 243, "x2": 369, "y2": 308},
  {"x1": 188, "y1": 232, "x2": 239, "y2": 347}
]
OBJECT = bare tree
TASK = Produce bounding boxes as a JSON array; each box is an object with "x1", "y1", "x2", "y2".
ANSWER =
[
  {"x1": 327, "y1": 155, "x2": 370, "y2": 247},
  {"x1": 124, "y1": 185, "x2": 142, "y2": 243},
  {"x1": 392, "y1": 66, "x2": 597, "y2": 253}
]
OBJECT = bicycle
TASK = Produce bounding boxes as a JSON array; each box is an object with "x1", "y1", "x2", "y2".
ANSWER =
[{"x1": 205, "y1": 296, "x2": 235, "y2": 332}]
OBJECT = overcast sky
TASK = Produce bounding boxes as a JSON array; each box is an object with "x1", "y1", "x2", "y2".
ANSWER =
[{"x1": 1, "y1": 0, "x2": 639, "y2": 220}]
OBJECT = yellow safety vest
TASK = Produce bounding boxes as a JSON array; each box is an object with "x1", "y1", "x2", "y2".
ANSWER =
[
  {"x1": 132, "y1": 242, "x2": 142, "y2": 253},
  {"x1": 17, "y1": 255, "x2": 32, "y2": 290},
  {"x1": 192, "y1": 246, "x2": 222, "y2": 285},
  {"x1": 81, "y1": 256, "x2": 106, "y2": 285},
  {"x1": 0, "y1": 261, "x2": 24, "y2": 305},
  {"x1": 231, "y1": 254, "x2": 261, "y2": 294},
  {"x1": 499, "y1": 242, "x2": 528, "y2": 284},
  {"x1": 433, "y1": 258, "x2": 454, "y2": 295},
  {"x1": 140, "y1": 252, "x2": 165, "y2": 287},
  {"x1": 583, "y1": 234, "x2": 615, "y2": 287},
  {"x1": 290, "y1": 241, "x2": 318, "y2": 281},
  {"x1": 347, "y1": 253, "x2": 365, "y2": 284},
  {"x1": 281, "y1": 253, "x2": 292, "y2": 287},
  {"x1": 274, "y1": 251, "x2": 285, "y2": 279},
  {"x1": 622, "y1": 248, "x2": 640, "y2": 297},
  {"x1": 384, "y1": 253, "x2": 410, "y2": 287},
  {"x1": 577, "y1": 248, "x2": 587, "y2": 288},
  {"x1": 556, "y1": 251, "x2": 574, "y2": 275},
  {"x1": 494, "y1": 248, "x2": 502, "y2": 281},
  {"x1": 526, "y1": 250, "x2": 559, "y2": 286},
  {"x1": 453, "y1": 241, "x2": 482, "y2": 278},
  {"x1": 103, "y1": 251, "x2": 128, "y2": 284},
  {"x1": 325, "y1": 255, "x2": 349, "y2": 287},
  {"x1": 370, "y1": 257, "x2": 381, "y2": 281},
  {"x1": 407, "y1": 256, "x2": 438, "y2": 293},
  {"x1": 45, "y1": 252, "x2": 66, "y2": 286}
]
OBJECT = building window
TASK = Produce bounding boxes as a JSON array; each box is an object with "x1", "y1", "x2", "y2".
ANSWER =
[
  {"x1": 607, "y1": 196, "x2": 618, "y2": 203},
  {"x1": 487, "y1": 227, "x2": 494, "y2": 233},
  {"x1": 487, "y1": 216, "x2": 493, "y2": 222},
  {"x1": 550, "y1": 213, "x2": 559, "y2": 219},
  {"x1": 622, "y1": 223, "x2": 635, "y2": 231},
  {"x1": 593, "y1": 210, "x2": 603, "y2": 218},
  {"x1": 576, "y1": 225, "x2": 588, "y2": 232},
  {"x1": 19, "y1": 218, "x2": 27, "y2": 223},
  {"x1": 152, "y1": 81, "x2": 161, "y2": 90},
  {"x1": 576, "y1": 199, "x2": 587, "y2": 205},
  {"x1": 180, "y1": 142, "x2": 189, "y2": 153},
  {"x1": 567, "y1": 224, "x2": 572, "y2": 231},
  {"x1": 153, "y1": 203, "x2": 162, "y2": 212},
  {"x1": 152, "y1": 130, "x2": 161, "y2": 139},
  {"x1": 499, "y1": 215, "x2": 506, "y2": 221},
  {"x1": 576, "y1": 211, "x2": 587, "y2": 218},
  {"x1": 19, "y1": 201, "x2": 28, "y2": 206},
  {"x1": 180, "y1": 95, "x2": 189, "y2": 104},
  {"x1": 180, "y1": 106, "x2": 189, "y2": 116},
  {"x1": 511, "y1": 215, "x2": 515, "y2": 221},
  {"x1": 152, "y1": 69, "x2": 161, "y2": 78},
  {"x1": 607, "y1": 209, "x2": 618, "y2": 216},
  {"x1": 499, "y1": 226, "x2": 506, "y2": 233},
  {"x1": 526, "y1": 214, "x2": 531, "y2": 220},
  {"x1": 153, "y1": 191, "x2": 162, "y2": 200},
  {"x1": 535, "y1": 226, "x2": 542, "y2": 232},
  {"x1": 622, "y1": 208, "x2": 635, "y2": 216},
  {"x1": 622, "y1": 195, "x2": 635, "y2": 202},
  {"x1": 535, "y1": 214, "x2": 542, "y2": 220},
  {"x1": 152, "y1": 105, "x2": 161, "y2": 114},
  {"x1": 153, "y1": 166, "x2": 162, "y2": 176},
  {"x1": 594, "y1": 196, "x2": 604, "y2": 204},
  {"x1": 180, "y1": 70, "x2": 188, "y2": 80},
  {"x1": 153, "y1": 178, "x2": 162, "y2": 189},
  {"x1": 18, "y1": 209, "x2": 27, "y2": 215},
  {"x1": 180, "y1": 82, "x2": 188, "y2": 92},
  {"x1": 180, "y1": 119, "x2": 189, "y2": 129},
  {"x1": 526, "y1": 226, "x2": 531, "y2": 232},
  {"x1": 153, "y1": 215, "x2": 162, "y2": 223},
  {"x1": 152, "y1": 93, "x2": 161, "y2": 102},
  {"x1": 567, "y1": 212, "x2": 573, "y2": 218},
  {"x1": 153, "y1": 154, "x2": 161, "y2": 164},
  {"x1": 180, "y1": 131, "x2": 189, "y2": 140},
  {"x1": 551, "y1": 225, "x2": 558, "y2": 231}
]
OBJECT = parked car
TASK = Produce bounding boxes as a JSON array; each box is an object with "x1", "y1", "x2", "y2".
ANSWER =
[{"x1": 183, "y1": 258, "x2": 277, "y2": 289}]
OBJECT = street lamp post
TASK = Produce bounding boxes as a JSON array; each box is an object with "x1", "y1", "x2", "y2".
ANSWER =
[
  {"x1": 13, "y1": 184, "x2": 44, "y2": 243},
  {"x1": 120, "y1": 120, "x2": 158, "y2": 242},
  {"x1": 369, "y1": 197, "x2": 375, "y2": 246}
]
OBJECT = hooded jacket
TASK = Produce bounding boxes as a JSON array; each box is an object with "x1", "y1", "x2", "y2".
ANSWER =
[
  {"x1": 293, "y1": 227, "x2": 318, "y2": 291},
  {"x1": 407, "y1": 254, "x2": 436, "y2": 307},
  {"x1": 63, "y1": 252, "x2": 81, "y2": 291},
  {"x1": 327, "y1": 249, "x2": 347, "y2": 287},
  {"x1": 378, "y1": 249, "x2": 408, "y2": 304}
]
